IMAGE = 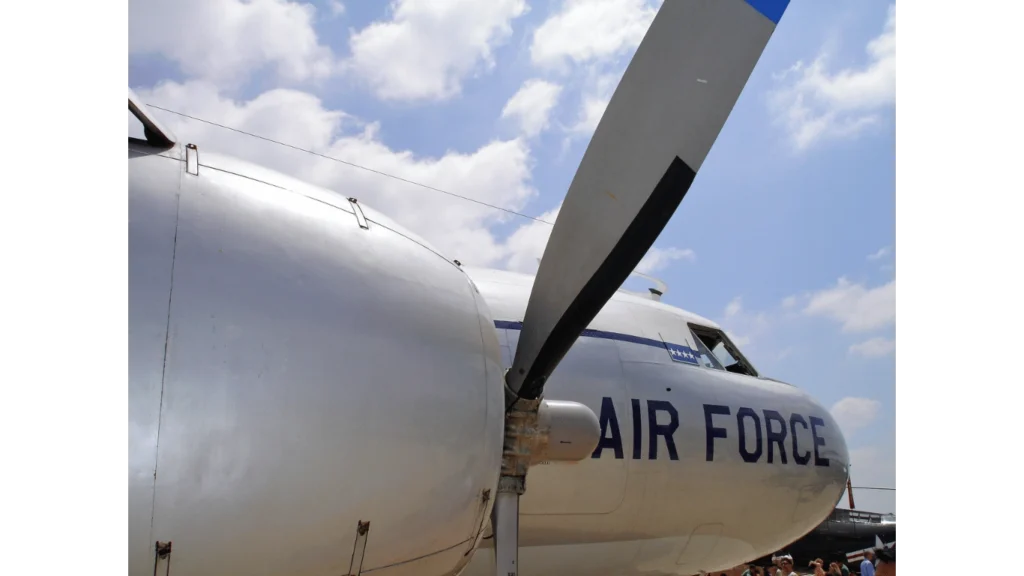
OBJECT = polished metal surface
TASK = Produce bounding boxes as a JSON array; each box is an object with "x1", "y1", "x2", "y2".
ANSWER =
[
  {"x1": 128, "y1": 143, "x2": 183, "y2": 576},
  {"x1": 127, "y1": 2, "x2": 852, "y2": 574},
  {"x1": 129, "y1": 136, "x2": 504, "y2": 576},
  {"x1": 461, "y1": 267, "x2": 849, "y2": 576},
  {"x1": 129, "y1": 137, "x2": 848, "y2": 576}
]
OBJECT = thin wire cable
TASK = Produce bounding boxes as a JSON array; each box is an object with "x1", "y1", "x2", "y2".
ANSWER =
[
  {"x1": 849, "y1": 486, "x2": 896, "y2": 491},
  {"x1": 145, "y1": 103, "x2": 554, "y2": 226}
]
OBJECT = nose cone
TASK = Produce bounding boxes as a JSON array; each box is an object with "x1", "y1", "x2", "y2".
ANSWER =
[
  {"x1": 786, "y1": 390, "x2": 851, "y2": 535},
  {"x1": 719, "y1": 379, "x2": 851, "y2": 561}
]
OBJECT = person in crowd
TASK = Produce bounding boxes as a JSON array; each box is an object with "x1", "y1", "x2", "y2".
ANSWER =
[
  {"x1": 859, "y1": 550, "x2": 875, "y2": 576},
  {"x1": 827, "y1": 561, "x2": 850, "y2": 576},
  {"x1": 872, "y1": 547, "x2": 894, "y2": 576},
  {"x1": 777, "y1": 555, "x2": 798, "y2": 576}
]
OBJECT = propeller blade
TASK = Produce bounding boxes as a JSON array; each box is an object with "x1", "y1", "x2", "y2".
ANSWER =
[
  {"x1": 506, "y1": 0, "x2": 789, "y2": 401},
  {"x1": 129, "y1": 87, "x2": 177, "y2": 147}
]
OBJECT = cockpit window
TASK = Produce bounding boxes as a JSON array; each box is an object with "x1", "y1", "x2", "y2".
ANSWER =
[
  {"x1": 689, "y1": 334, "x2": 724, "y2": 370},
  {"x1": 710, "y1": 340, "x2": 738, "y2": 366},
  {"x1": 687, "y1": 324, "x2": 758, "y2": 377}
]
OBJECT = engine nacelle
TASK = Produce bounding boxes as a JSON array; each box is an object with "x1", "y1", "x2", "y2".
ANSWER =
[{"x1": 129, "y1": 124, "x2": 504, "y2": 576}]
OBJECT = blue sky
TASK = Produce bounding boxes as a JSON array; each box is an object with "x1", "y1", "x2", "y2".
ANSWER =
[{"x1": 129, "y1": 0, "x2": 896, "y2": 512}]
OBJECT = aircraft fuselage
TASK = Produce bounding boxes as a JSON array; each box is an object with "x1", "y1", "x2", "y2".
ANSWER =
[
  {"x1": 128, "y1": 137, "x2": 849, "y2": 576},
  {"x1": 458, "y1": 269, "x2": 849, "y2": 576}
]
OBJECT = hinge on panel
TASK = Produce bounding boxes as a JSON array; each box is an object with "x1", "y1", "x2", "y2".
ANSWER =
[
  {"x1": 153, "y1": 541, "x2": 172, "y2": 576},
  {"x1": 345, "y1": 520, "x2": 371, "y2": 576},
  {"x1": 185, "y1": 143, "x2": 199, "y2": 176},
  {"x1": 347, "y1": 197, "x2": 369, "y2": 230}
]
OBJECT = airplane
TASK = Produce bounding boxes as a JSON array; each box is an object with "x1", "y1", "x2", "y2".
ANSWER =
[
  {"x1": 750, "y1": 509, "x2": 896, "y2": 569},
  {"x1": 128, "y1": 1, "x2": 852, "y2": 575},
  {"x1": 845, "y1": 537, "x2": 895, "y2": 569}
]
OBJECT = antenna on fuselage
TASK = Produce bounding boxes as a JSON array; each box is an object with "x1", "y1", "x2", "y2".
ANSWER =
[{"x1": 629, "y1": 271, "x2": 669, "y2": 302}]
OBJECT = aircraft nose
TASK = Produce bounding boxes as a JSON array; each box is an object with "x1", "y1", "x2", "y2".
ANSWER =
[
  {"x1": 790, "y1": 393, "x2": 850, "y2": 519},
  {"x1": 809, "y1": 396, "x2": 850, "y2": 471},
  {"x1": 798, "y1": 391, "x2": 847, "y2": 504}
]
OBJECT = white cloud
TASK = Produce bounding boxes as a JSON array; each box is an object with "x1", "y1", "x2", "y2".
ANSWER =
[
  {"x1": 128, "y1": 0, "x2": 724, "y2": 307},
  {"x1": 129, "y1": 0, "x2": 336, "y2": 86},
  {"x1": 719, "y1": 275, "x2": 896, "y2": 364},
  {"x1": 501, "y1": 205, "x2": 562, "y2": 273},
  {"x1": 801, "y1": 278, "x2": 895, "y2": 333},
  {"x1": 501, "y1": 79, "x2": 564, "y2": 138},
  {"x1": 769, "y1": 3, "x2": 895, "y2": 150},
  {"x1": 135, "y1": 81, "x2": 542, "y2": 268},
  {"x1": 570, "y1": 94, "x2": 611, "y2": 135},
  {"x1": 636, "y1": 247, "x2": 694, "y2": 274},
  {"x1": 133, "y1": 81, "x2": 696, "y2": 280},
  {"x1": 830, "y1": 397, "x2": 881, "y2": 435},
  {"x1": 502, "y1": 210, "x2": 693, "y2": 277},
  {"x1": 849, "y1": 337, "x2": 895, "y2": 358},
  {"x1": 867, "y1": 246, "x2": 891, "y2": 261},
  {"x1": 565, "y1": 68, "x2": 627, "y2": 140},
  {"x1": 530, "y1": 0, "x2": 656, "y2": 69},
  {"x1": 345, "y1": 0, "x2": 528, "y2": 101},
  {"x1": 528, "y1": 1, "x2": 655, "y2": 140},
  {"x1": 717, "y1": 304, "x2": 769, "y2": 355},
  {"x1": 727, "y1": 332, "x2": 751, "y2": 349},
  {"x1": 724, "y1": 297, "x2": 743, "y2": 319},
  {"x1": 838, "y1": 445, "x2": 895, "y2": 514}
]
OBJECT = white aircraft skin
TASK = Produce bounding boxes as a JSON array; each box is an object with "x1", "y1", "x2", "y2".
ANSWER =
[
  {"x1": 129, "y1": 131, "x2": 847, "y2": 576},
  {"x1": 457, "y1": 268, "x2": 848, "y2": 576},
  {"x1": 129, "y1": 1, "x2": 839, "y2": 574},
  {"x1": 130, "y1": 138, "x2": 504, "y2": 576}
]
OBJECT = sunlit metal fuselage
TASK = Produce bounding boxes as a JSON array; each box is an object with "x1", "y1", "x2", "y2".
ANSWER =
[
  {"x1": 129, "y1": 140, "x2": 505, "y2": 576},
  {"x1": 128, "y1": 140, "x2": 850, "y2": 576},
  {"x1": 458, "y1": 269, "x2": 850, "y2": 576}
]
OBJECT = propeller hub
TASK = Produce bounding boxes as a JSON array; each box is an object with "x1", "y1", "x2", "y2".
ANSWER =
[{"x1": 500, "y1": 397, "x2": 542, "y2": 481}]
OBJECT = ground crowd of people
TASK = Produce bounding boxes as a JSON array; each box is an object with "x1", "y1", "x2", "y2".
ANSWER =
[{"x1": 726, "y1": 546, "x2": 895, "y2": 576}]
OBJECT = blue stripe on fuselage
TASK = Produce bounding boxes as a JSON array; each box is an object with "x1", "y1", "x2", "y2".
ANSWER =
[{"x1": 494, "y1": 320, "x2": 700, "y2": 365}]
